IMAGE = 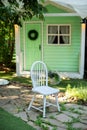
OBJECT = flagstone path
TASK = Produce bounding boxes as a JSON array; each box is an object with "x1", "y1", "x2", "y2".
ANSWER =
[{"x1": 0, "y1": 82, "x2": 87, "y2": 130}]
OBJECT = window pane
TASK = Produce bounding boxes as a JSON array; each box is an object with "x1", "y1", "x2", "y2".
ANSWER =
[
  {"x1": 59, "y1": 26, "x2": 70, "y2": 34},
  {"x1": 59, "y1": 36, "x2": 69, "y2": 44},
  {"x1": 48, "y1": 26, "x2": 58, "y2": 34},
  {"x1": 48, "y1": 36, "x2": 58, "y2": 44}
]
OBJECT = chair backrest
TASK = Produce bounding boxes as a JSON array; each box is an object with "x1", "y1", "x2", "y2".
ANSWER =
[{"x1": 30, "y1": 61, "x2": 48, "y2": 88}]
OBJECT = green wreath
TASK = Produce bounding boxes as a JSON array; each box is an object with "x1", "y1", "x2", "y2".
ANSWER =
[{"x1": 28, "y1": 30, "x2": 38, "y2": 40}]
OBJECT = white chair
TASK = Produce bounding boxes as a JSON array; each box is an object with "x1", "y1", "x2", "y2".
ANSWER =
[{"x1": 28, "y1": 61, "x2": 60, "y2": 117}]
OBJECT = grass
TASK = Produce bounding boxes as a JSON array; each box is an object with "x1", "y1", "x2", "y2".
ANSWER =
[
  {"x1": 65, "y1": 117, "x2": 82, "y2": 130},
  {"x1": 0, "y1": 107, "x2": 36, "y2": 130},
  {"x1": 0, "y1": 71, "x2": 87, "y2": 104},
  {"x1": 0, "y1": 71, "x2": 32, "y2": 85},
  {"x1": 34, "y1": 116, "x2": 57, "y2": 130}
]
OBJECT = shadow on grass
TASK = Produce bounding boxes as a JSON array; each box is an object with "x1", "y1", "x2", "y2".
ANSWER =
[
  {"x1": 0, "y1": 71, "x2": 87, "y2": 90},
  {"x1": 0, "y1": 71, "x2": 32, "y2": 86}
]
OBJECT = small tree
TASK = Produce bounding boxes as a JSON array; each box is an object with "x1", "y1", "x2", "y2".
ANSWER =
[
  {"x1": 0, "y1": 0, "x2": 47, "y2": 68},
  {"x1": 0, "y1": 21, "x2": 15, "y2": 66}
]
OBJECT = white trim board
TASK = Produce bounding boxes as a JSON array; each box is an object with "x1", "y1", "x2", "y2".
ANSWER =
[
  {"x1": 44, "y1": 13, "x2": 80, "y2": 17},
  {"x1": 19, "y1": 71, "x2": 83, "y2": 79}
]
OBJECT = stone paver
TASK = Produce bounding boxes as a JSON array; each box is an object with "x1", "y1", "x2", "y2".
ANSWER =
[
  {"x1": 56, "y1": 113, "x2": 72, "y2": 122},
  {"x1": 73, "y1": 122, "x2": 87, "y2": 129},
  {"x1": 44, "y1": 118, "x2": 67, "y2": 128},
  {"x1": 0, "y1": 83, "x2": 87, "y2": 130},
  {"x1": 62, "y1": 111, "x2": 79, "y2": 118},
  {"x1": 2, "y1": 103, "x2": 18, "y2": 114},
  {"x1": 15, "y1": 111, "x2": 28, "y2": 122},
  {"x1": 26, "y1": 110, "x2": 40, "y2": 121},
  {"x1": 81, "y1": 115, "x2": 87, "y2": 121}
]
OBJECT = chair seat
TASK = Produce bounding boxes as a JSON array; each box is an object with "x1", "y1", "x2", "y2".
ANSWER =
[{"x1": 32, "y1": 86, "x2": 59, "y2": 95}]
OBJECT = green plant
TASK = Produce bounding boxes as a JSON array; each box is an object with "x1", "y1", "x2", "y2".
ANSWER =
[
  {"x1": 35, "y1": 117, "x2": 42, "y2": 126},
  {"x1": 52, "y1": 127, "x2": 57, "y2": 130},
  {"x1": 65, "y1": 84, "x2": 87, "y2": 103},
  {"x1": 67, "y1": 124, "x2": 81, "y2": 130},
  {"x1": 68, "y1": 108, "x2": 75, "y2": 112},
  {"x1": 68, "y1": 108, "x2": 81, "y2": 115},
  {"x1": 41, "y1": 124, "x2": 49, "y2": 130},
  {"x1": 49, "y1": 115, "x2": 55, "y2": 119},
  {"x1": 35, "y1": 117, "x2": 49, "y2": 130},
  {"x1": 0, "y1": 21, "x2": 15, "y2": 66},
  {"x1": 48, "y1": 71, "x2": 61, "y2": 85},
  {"x1": 71, "y1": 117, "x2": 80, "y2": 123},
  {"x1": 60, "y1": 103, "x2": 67, "y2": 111}
]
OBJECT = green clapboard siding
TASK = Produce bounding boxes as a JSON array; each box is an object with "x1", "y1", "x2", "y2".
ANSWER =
[
  {"x1": 45, "y1": 4, "x2": 69, "y2": 13},
  {"x1": 43, "y1": 16, "x2": 81, "y2": 72},
  {"x1": 20, "y1": 3, "x2": 81, "y2": 73}
]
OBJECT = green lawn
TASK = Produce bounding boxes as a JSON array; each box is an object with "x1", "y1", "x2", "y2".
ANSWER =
[
  {"x1": 0, "y1": 71, "x2": 32, "y2": 85},
  {"x1": 0, "y1": 107, "x2": 36, "y2": 130}
]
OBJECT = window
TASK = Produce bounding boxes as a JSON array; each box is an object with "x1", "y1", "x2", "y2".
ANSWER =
[{"x1": 47, "y1": 25, "x2": 71, "y2": 45}]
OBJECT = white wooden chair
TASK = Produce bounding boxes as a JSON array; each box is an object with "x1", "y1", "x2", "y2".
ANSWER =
[{"x1": 28, "y1": 61, "x2": 60, "y2": 117}]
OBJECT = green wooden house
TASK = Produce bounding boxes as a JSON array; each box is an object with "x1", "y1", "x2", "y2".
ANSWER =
[{"x1": 15, "y1": 1, "x2": 86, "y2": 79}]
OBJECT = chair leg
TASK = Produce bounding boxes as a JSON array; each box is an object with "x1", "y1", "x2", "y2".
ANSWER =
[
  {"x1": 28, "y1": 93, "x2": 36, "y2": 111},
  {"x1": 55, "y1": 94, "x2": 60, "y2": 112},
  {"x1": 43, "y1": 95, "x2": 46, "y2": 118}
]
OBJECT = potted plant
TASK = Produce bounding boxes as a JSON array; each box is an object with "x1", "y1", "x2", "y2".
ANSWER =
[{"x1": 48, "y1": 71, "x2": 61, "y2": 85}]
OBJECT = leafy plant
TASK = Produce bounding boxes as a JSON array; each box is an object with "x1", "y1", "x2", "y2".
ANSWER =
[
  {"x1": 48, "y1": 71, "x2": 61, "y2": 85},
  {"x1": 71, "y1": 117, "x2": 80, "y2": 123},
  {"x1": 68, "y1": 108, "x2": 81, "y2": 115},
  {"x1": 41, "y1": 124, "x2": 49, "y2": 130},
  {"x1": 65, "y1": 84, "x2": 87, "y2": 102},
  {"x1": 60, "y1": 103, "x2": 67, "y2": 111},
  {"x1": 35, "y1": 117, "x2": 49, "y2": 130},
  {"x1": 0, "y1": 0, "x2": 47, "y2": 26},
  {"x1": 0, "y1": 0, "x2": 47, "y2": 67},
  {"x1": 35, "y1": 117, "x2": 42, "y2": 126},
  {"x1": 0, "y1": 21, "x2": 15, "y2": 67}
]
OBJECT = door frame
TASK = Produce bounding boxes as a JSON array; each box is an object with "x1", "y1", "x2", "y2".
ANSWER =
[{"x1": 23, "y1": 21, "x2": 43, "y2": 70}]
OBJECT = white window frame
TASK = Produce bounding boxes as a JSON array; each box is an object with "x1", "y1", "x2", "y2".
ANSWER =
[{"x1": 47, "y1": 24, "x2": 71, "y2": 45}]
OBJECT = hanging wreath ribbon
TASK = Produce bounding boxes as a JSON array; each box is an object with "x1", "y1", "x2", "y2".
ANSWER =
[{"x1": 28, "y1": 30, "x2": 38, "y2": 40}]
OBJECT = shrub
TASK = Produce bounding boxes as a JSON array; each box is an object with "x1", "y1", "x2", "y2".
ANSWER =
[{"x1": 65, "y1": 84, "x2": 87, "y2": 102}]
